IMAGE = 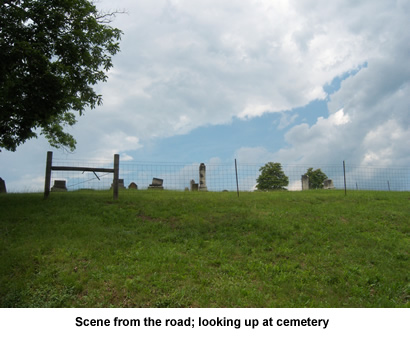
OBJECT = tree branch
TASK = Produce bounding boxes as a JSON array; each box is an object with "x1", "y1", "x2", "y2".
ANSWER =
[{"x1": 95, "y1": 9, "x2": 128, "y2": 24}]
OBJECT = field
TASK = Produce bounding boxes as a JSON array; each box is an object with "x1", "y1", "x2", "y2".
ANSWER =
[{"x1": 0, "y1": 190, "x2": 408, "y2": 307}]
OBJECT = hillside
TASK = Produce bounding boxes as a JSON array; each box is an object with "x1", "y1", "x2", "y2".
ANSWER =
[{"x1": 0, "y1": 190, "x2": 408, "y2": 307}]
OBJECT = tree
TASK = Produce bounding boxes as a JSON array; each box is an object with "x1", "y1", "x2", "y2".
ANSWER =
[
  {"x1": 304, "y1": 167, "x2": 328, "y2": 189},
  {"x1": 256, "y1": 162, "x2": 289, "y2": 191},
  {"x1": 0, "y1": 0, "x2": 123, "y2": 152}
]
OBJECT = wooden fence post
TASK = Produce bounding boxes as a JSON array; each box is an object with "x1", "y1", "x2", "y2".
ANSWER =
[
  {"x1": 44, "y1": 151, "x2": 53, "y2": 199},
  {"x1": 113, "y1": 154, "x2": 120, "y2": 200}
]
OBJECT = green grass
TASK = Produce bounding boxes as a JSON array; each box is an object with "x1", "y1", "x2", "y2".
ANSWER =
[{"x1": 0, "y1": 190, "x2": 409, "y2": 307}]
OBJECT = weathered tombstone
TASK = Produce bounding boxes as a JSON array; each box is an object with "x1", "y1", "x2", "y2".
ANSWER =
[
  {"x1": 148, "y1": 177, "x2": 164, "y2": 190},
  {"x1": 190, "y1": 179, "x2": 198, "y2": 191},
  {"x1": 0, "y1": 178, "x2": 7, "y2": 193},
  {"x1": 323, "y1": 179, "x2": 335, "y2": 189},
  {"x1": 51, "y1": 180, "x2": 67, "y2": 192},
  {"x1": 301, "y1": 175, "x2": 309, "y2": 191},
  {"x1": 184, "y1": 187, "x2": 189, "y2": 192},
  {"x1": 111, "y1": 178, "x2": 126, "y2": 189},
  {"x1": 128, "y1": 182, "x2": 138, "y2": 190},
  {"x1": 199, "y1": 163, "x2": 208, "y2": 191}
]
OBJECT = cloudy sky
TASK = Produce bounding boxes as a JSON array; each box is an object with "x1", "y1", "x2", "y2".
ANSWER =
[{"x1": 2, "y1": 0, "x2": 410, "y2": 191}]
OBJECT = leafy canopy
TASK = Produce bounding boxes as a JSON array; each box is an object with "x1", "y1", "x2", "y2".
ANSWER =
[
  {"x1": 304, "y1": 167, "x2": 328, "y2": 189},
  {"x1": 256, "y1": 162, "x2": 289, "y2": 191},
  {"x1": 0, "y1": 0, "x2": 122, "y2": 152}
]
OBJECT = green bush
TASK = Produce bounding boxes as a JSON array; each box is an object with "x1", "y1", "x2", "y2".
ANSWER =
[
  {"x1": 256, "y1": 162, "x2": 289, "y2": 191},
  {"x1": 304, "y1": 168, "x2": 328, "y2": 189}
]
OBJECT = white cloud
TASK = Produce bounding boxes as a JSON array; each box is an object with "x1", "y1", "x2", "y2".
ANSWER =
[
  {"x1": 329, "y1": 109, "x2": 350, "y2": 126},
  {"x1": 91, "y1": 0, "x2": 372, "y2": 152},
  {"x1": 235, "y1": 147, "x2": 275, "y2": 164},
  {"x1": 238, "y1": 104, "x2": 275, "y2": 120},
  {"x1": 277, "y1": 112, "x2": 299, "y2": 130},
  {"x1": 361, "y1": 120, "x2": 410, "y2": 166}
]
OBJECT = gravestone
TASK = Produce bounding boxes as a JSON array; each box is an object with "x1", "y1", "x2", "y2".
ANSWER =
[
  {"x1": 111, "y1": 178, "x2": 126, "y2": 189},
  {"x1": 0, "y1": 178, "x2": 6, "y2": 193},
  {"x1": 190, "y1": 179, "x2": 199, "y2": 191},
  {"x1": 128, "y1": 182, "x2": 138, "y2": 190},
  {"x1": 51, "y1": 180, "x2": 67, "y2": 192},
  {"x1": 199, "y1": 163, "x2": 208, "y2": 191},
  {"x1": 149, "y1": 177, "x2": 164, "y2": 190},
  {"x1": 301, "y1": 175, "x2": 309, "y2": 191},
  {"x1": 323, "y1": 179, "x2": 335, "y2": 189}
]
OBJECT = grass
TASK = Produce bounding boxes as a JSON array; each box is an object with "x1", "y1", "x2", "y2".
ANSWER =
[{"x1": 0, "y1": 189, "x2": 409, "y2": 307}]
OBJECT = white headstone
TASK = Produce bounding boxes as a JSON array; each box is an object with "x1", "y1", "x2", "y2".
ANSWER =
[{"x1": 301, "y1": 175, "x2": 309, "y2": 191}]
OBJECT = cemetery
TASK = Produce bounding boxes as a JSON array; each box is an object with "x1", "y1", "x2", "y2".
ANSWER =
[{"x1": 40, "y1": 152, "x2": 410, "y2": 200}]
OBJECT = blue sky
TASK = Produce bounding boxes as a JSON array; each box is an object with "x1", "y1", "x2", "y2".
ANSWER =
[
  {"x1": 133, "y1": 98, "x2": 329, "y2": 164},
  {"x1": 1, "y1": 0, "x2": 410, "y2": 192}
]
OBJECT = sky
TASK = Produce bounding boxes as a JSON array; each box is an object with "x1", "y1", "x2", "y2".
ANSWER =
[{"x1": 1, "y1": 0, "x2": 410, "y2": 192}]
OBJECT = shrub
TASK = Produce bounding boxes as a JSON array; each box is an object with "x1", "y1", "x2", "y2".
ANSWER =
[
  {"x1": 304, "y1": 168, "x2": 328, "y2": 189},
  {"x1": 256, "y1": 162, "x2": 289, "y2": 191}
]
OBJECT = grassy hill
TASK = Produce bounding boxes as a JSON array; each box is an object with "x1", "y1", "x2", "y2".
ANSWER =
[{"x1": 0, "y1": 190, "x2": 408, "y2": 307}]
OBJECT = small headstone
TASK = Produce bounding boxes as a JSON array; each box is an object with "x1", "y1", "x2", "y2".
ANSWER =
[
  {"x1": 148, "y1": 177, "x2": 164, "y2": 190},
  {"x1": 128, "y1": 182, "x2": 138, "y2": 190},
  {"x1": 51, "y1": 180, "x2": 67, "y2": 192},
  {"x1": 111, "y1": 178, "x2": 126, "y2": 190},
  {"x1": 119, "y1": 179, "x2": 125, "y2": 189},
  {"x1": 152, "y1": 178, "x2": 163, "y2": 186},
  {"x1": 301, "y1": 175, "x2": 309, "y2": 191},
  {"x1": 323, "y1": 179, "x2": 335, "y2": 189},
  {"x1": 0, "y1": 178, "x2": 7, "y2": 193},
  {"x1": 184, "y1": 187, "x2": 189, "y2": 192},
  {"x1": 190, "y1": 179, "x2": 198, "y2": 191},
  {"x1": 222, "y1": 190, "x2": 229, "y2": 192}
]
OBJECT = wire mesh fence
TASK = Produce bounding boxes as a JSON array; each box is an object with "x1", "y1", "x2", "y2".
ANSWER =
[{"x1": 49, "y1": 156, "x2": 410, "y2": 193}]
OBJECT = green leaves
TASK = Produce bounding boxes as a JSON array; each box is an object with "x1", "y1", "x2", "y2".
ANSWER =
[
  {"x1": 304, "y1": 168, "x2": 328, "y2": 189},
  {"x1": 256, "y1": 162, "x2": 289, "y2": 191},
  {"x1": 0, "y1": 0, "x2": 123, "y2": 151}
]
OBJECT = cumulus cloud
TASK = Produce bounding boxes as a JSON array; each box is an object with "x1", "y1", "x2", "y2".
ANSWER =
[
  {"x1": 233, "y1": 0, "x2": 410, "y2": 167},
  {"x1": 93, "y1": 0, "x2": 371, "y2": 147}
]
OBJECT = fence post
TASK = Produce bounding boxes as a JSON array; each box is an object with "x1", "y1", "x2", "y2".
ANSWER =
[
  {"x1": 113, "y1": 154, "x2": 120, "y2": 200},
  {"x1": 343, "y1": 160, "x2": 347, "y2": 196},
  {"x1": 235, "y1": 159, "x2": 239, "y2": 197},
  {"x1": 44, "y1": 151, "x2": 53, "y2": 199}
]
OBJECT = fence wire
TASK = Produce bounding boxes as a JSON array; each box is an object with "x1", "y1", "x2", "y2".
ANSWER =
[{"x1": 49, "y1": 158, "x2": 410, "y2": 193}]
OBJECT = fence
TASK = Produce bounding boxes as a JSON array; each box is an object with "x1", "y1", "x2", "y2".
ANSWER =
[
  {"x1": 45, "y1": 153, "x2": 410, "y2": 195},
  {"x1": 44, "y1": 151, "x2": 120, "y2": 199}
]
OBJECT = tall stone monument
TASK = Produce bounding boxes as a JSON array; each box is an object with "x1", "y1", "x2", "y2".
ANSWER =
[
  {"x1": 301, "y1": 175, "x2": 309, "y2": 191},
  {"x1": 199, "y1": 163, "x2": 208, "y2": 191}
]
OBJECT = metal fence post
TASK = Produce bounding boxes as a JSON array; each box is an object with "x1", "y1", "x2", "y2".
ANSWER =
[
  {"x1": 44, "y1": 151, "x2": 53, "y2": 199},
  {"x1": 235, "y1": 159, "x2": 239, "y2": 197},
  {"x1": 343, "y1": 160, "x2": 347, "y2": 196},
  {"x1": 113, "y1": 154, "x2": 120, "y2": 200}
]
